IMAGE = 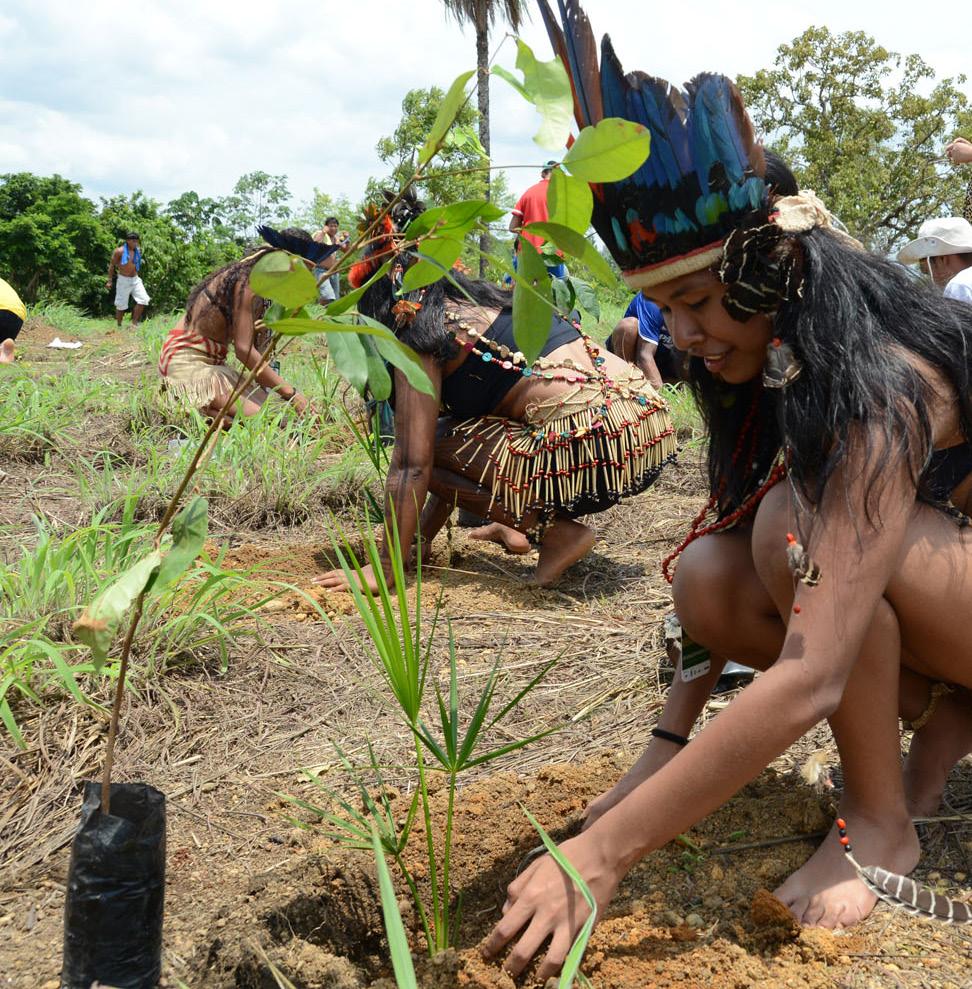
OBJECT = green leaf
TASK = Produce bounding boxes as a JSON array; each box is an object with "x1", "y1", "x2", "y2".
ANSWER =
[
  {"x1": 522, "y1": 808, "x2": 598, "y2": 989},
  {"x1": 512, "y1": 240, "x2": 554, "y2": 363},
  {"x1": 493, "y1": 40, "x2": 573, "y2": 150},
  {"x1": 362, "y1": 336, "x2": 392, "y2": 401},
  {"x1": 72, "y1": 550, "x2": 164, "y2": 672},
  {"x1": 249, "y1": 251, "x2": 319, "y2": 309},
  {"x1": 401, "y1": 238, "x2": 464, "y2": 292},
  {"x1": 547, "y1": 170, "x2": 594, "y2": 234},
  {"x1": 523, "y1": 221, "x2": 616, "y2": 285},
  {"x1": 562, "y1": 118, "x2": 651, "y2": 182},
  {"x1": 155, "y1": 496, "x2": 208, "y2": 589},
  {"x1": 325, "y1": 260, "x2": 392, "y2": 317},
  {"x1": 327, "y1": 331, "x2": 369, "y2": 395},
  {"x1": 370, "y1": 822, "x2": 418, "y2": 988},
  {"x1": 572, "y1": 279, "x2": 601, "y2": 320},
  {"x1": 406, "y1": 200, "x2": 505, "y2": 240},
  {"x1": 551, "y1": 275, "x2": 574, "y2": 314},
  {"x1": 418, "y1": 69, "x2": 476, "y2": 167},
  {"x1": 371, "y1": 334, "x2": 433, "y2": 397}
]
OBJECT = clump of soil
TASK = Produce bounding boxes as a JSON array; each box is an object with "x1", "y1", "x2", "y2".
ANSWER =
[{"x1": 189, "y1": 756, "x2": 869, "y2": 989}]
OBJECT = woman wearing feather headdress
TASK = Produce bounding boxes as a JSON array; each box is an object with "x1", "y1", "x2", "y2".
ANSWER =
[
  {"x1": 482, "y1": 1, "x2": 972, "y2": 978},
  {"x1": 313, "y1": 192, "x2": 677, "y2": 592},
  {"x1": 158, "y1": 227, "x2": 337, "y2": 420}
]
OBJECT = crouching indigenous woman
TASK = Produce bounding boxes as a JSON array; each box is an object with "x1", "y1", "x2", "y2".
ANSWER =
[
  {"x1": 158, "y1": 227, "x2": 338, "y2": 419},
  {"x1": 483, "y1": 2, "x2": 972, "y2": 979},
  {"x1": 315, "y1": 199, "x2": 677, "y2": 591}
]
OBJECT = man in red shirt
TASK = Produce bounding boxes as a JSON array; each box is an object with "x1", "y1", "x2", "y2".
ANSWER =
[{"x1": 509, "y1": 161, "x2": 567, "y2": 278}]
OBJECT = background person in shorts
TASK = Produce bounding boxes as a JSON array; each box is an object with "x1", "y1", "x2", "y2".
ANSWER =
[
  {"x1": 605, "y1": 293, "x2": 683, "y2": 388},
  {"x1": 106, "y1": 232, "x2": 150, "y2": 327}
]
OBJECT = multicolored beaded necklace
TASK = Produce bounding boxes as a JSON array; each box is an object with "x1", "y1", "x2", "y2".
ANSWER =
[{"x1": 443, "y1": 308, "x2": 654, "y2": 411}]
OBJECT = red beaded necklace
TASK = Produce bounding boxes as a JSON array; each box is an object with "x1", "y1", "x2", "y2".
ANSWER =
[{"x1": 662, "y1": 392, "x2": 786, "y2": 584}]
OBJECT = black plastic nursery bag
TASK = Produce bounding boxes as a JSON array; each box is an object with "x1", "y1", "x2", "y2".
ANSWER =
[{"x1": 62, "y1": 781, "x2": 166, "y2": 989}]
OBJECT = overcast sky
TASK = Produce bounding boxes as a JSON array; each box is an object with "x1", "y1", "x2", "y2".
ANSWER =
[{"x1": 1, "y1": 0, "x2": 970, "y2": 213}]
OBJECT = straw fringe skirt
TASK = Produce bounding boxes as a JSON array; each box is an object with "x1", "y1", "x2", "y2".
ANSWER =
[
  {"x1": 447, "y1": 369, "x2": 677, "y2": 529},
  {"x1": 160, "y1": 348, "x2": 255, "y2": 409}
]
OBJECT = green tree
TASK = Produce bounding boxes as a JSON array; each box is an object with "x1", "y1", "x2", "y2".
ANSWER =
[
  {"x1": 738, "y1": 27, "x2": 972, "y2": 252},
  {"x1": 442, "y1": 0, "x2": 526, "y2": 274},
  {"x1": 220, "y1": 171, "x2": 292, "y2": 243},
  {"x1": 0, "y1": 173, "x2": 112, "y2": 310},
  {"x1": 165, "y1": 191, "x2": 227, "y2": 240}
]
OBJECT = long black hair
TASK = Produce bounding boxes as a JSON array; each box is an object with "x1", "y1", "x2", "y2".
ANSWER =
[
  {"x1": 690, "y1": 227, "x2": 972, "y2": 529},
  {"x1": 359, "y1": 268, "x2": 512, "y2": 362}
]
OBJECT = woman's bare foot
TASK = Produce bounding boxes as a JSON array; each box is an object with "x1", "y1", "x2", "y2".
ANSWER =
[
  {"x1": 0, "y1": 338, "x2": 14, "y2": 364},
  {"x1": 533, "y1": 518, "x2": 595, "y2": 587},
  {"x1": 903, "y1": 686, "x2": 972, "y2": 816},
  {"x1": 774, "y1": 806, "x2": 919, "y2": 928},
  {"x1": 468, "y1": 522, "x2": 531, "y2": 555},
  {"x1": 583, "y1": 743, "x2": 678, "y2": 830}
]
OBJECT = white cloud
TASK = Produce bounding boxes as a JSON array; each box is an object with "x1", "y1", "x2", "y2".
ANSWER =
[{"x1": 2, "y1": 0, "x2": 970, "y2": 212}]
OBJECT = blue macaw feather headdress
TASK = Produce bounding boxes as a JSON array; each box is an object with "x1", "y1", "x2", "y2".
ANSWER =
[{"x1": 538, "y1": 0, "x2": 771, "y2": 289}]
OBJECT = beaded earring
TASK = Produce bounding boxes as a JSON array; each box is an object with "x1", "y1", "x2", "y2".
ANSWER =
[
  {"x1": 785, "y1": 531, "x2": 821, "y2": 586},
  {"x1": 763, "y1": 337, "x2": 802, "y2": 389}
]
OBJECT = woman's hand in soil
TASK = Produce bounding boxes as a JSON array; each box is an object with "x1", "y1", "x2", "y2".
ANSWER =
[
  {"x1": 289, "y1": 391, "x2": 310, "y2": 415},
  {"x1": 312, "y1": 563, "x2": 383, "y2": 594},
  {"x1": 482, "y1": 831, "x2": 623, "y2": 980}
]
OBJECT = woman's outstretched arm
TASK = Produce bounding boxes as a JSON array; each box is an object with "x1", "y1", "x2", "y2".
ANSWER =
[
  {"x1": 485, "y1": 434, "x2": 917, "y2": 980},
  {"x1": 315, "y1": 355, "x2": 442, "y2": 591}
]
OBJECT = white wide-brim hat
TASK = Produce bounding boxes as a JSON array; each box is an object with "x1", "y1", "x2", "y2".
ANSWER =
[{"x1": 897, "y1": 216, "x2": 972, "y2": 263}]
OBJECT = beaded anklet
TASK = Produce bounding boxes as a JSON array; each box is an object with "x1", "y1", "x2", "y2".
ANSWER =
[{"x1": 903, "y1": 681, "x2": 953, "y2": 732}]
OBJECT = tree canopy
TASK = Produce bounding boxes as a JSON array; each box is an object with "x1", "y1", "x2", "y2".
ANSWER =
[{"x1": 738, "y1": 26, "x2": 972, "y2": 252}]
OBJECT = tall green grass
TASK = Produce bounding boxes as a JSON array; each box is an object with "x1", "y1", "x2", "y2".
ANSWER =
[{"x1": 0, "y1": 509, "x2": 273, "y2": 745}]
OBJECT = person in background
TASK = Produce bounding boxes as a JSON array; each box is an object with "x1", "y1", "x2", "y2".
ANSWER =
[
  {"x1": 509, "y1": 161, "x2": 567, "y2": 278},
  {"x1": 312, "y1": 216, "x2": 351, "y2": 301},
  {"x1": 107, "y1": 232, "x2": 150, "y2": 328},
  {"x1": 158, "y1": 227, "x2": 329, "y2": 420},
  {"x1": 897, "y1": 217, "x2": 972, "y2": 304},
  {"x1": 606, "y1": 293, "x2": 680, "y2": 388},
  {"x1": 0, "y1": 276, "x2": 25, "y2": 364}
]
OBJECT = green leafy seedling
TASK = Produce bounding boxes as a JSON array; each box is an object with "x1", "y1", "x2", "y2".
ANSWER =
[
  {"x1": 562, "y1": 118, "x2": 651, "y2": 182},
  {"x1": 492, "y1": 40, "x2": 573, "y2": 149},
  {"x1": 249, "y1": 250, "x2": 319, "y2": 309}
]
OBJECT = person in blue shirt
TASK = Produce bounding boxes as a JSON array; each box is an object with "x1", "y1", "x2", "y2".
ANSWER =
[{"x1": 605, "y1": 292, "x2": 681, "y2": 388}]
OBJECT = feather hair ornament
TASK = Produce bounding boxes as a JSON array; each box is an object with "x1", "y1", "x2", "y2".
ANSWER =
[
  {"x1": 257, "y1": 225, "x2": 338, "y2": 265},
  {"x1": 837, "y1": 819, "x2": 972, "y2": 924},
  {"x1": 537, "y1": 0, "x2": 769, "y2": 290}
]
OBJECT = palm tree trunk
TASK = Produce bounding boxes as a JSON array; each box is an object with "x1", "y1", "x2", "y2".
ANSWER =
[{"x1": 476, "y1": 21, "x2": 491, "y2": 278}]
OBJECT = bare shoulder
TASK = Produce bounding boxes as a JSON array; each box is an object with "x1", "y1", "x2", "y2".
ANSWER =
[{"x1": 905, "y1": 351, "x2": 964, "y2": 446}]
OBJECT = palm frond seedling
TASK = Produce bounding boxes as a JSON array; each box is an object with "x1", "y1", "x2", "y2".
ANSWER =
[{"x1": 298, "y1": 514, "x2": 558, "y2": 954}]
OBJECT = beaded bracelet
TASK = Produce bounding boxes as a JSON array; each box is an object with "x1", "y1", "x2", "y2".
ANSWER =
[{"x1": 651, "y1": 727, "x2": 689, "y2": 747}]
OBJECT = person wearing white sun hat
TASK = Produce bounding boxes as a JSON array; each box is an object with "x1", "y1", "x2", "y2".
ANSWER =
[{"x1": 897, "y1": 216, "x2": 972, "y2": 304}]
